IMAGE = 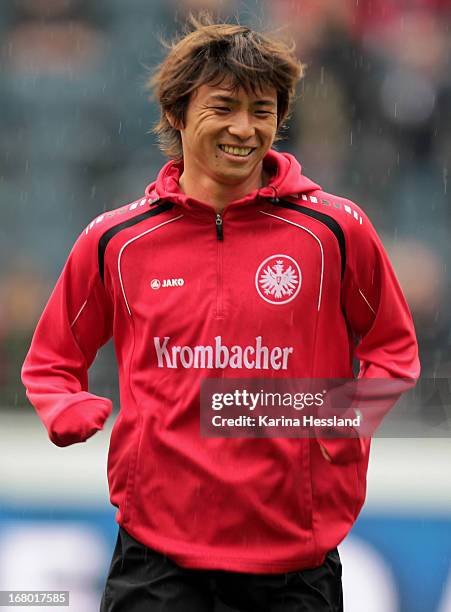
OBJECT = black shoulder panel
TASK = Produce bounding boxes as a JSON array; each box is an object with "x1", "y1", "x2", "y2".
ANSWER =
[
  {"x1": 98, "y1": 202, "x2": 174, "y2": 283},
  {"x1": 275, "y1": 199, "x2": 346, "y2": 279}
]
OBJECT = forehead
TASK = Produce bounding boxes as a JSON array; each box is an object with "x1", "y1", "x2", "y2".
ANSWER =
[{"x1": 193, "y1": 81, "x2": 277, "y2": 104}]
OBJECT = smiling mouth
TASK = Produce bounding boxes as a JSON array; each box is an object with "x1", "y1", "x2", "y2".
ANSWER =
[{"x1": 218, "y1": 144, "x2": 256, "y2": 157}]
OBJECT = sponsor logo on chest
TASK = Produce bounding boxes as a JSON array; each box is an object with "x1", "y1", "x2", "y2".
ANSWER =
[{"x1": 153, "y1": 336, "x2": 294, "y2": 370}]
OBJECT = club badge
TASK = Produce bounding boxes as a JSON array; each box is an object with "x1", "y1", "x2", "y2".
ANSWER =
[{"x1": 255, "y1": 254, "x2": 302, "y2": 305}]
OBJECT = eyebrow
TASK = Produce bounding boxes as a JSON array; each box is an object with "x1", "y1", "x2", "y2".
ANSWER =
[{"x1": 207, "y1": 94, "x2": 276, "y2": 107}]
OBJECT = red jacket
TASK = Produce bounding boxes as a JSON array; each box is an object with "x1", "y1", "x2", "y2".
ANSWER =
[{"x1": 22, "y1": 150, "x2": 419, "y2": 573}]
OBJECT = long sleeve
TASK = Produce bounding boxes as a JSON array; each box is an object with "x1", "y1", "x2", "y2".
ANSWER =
[
  {"x1": 341, "y1": 212, "x2": 420, "y2": 381},
  {"x1": 318, "y1": 205, "x2": 420, "y2": 462},
  {"x1": 21, "y1": 226, "x2": 114, "y2": 446}
]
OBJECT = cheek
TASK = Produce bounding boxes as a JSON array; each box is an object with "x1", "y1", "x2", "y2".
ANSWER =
[
  {"x1": 190, "y1": 125, "x2": 215, "y2": 150},
  {"x1": 265, "y1": 120, "x2": 278, "y2": 139},
  {"x1": 264, "y1": 129, "x2": 277, "y2": 147}
]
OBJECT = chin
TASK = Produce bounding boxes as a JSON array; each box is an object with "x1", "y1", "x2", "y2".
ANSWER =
[
  {"x1": 216, "y1": 170, "x2": 255, "y2": 185},
  {"x1": 220, "y1": 160, "x2": 260, "y2": 176}
]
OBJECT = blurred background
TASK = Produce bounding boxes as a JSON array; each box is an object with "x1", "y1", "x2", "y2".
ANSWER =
[{"x1": 0, "y1": 0, "x2": 450, "y2": 610}]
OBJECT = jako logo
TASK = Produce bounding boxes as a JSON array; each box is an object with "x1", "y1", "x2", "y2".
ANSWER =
[
  {"x1": 256, "y1": 254, "x2": 301, "y2": 305},
  {"x1": 151, "y1": 278, "x2": 185, "y2": 290}
]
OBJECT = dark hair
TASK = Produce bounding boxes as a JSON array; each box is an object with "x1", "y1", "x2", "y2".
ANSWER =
[{"x1": 148, "y1": 13, "x2": 305, "y2": 159}]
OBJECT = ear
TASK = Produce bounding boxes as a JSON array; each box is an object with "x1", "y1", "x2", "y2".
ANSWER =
[{"x1": 166, "y1": 112, "x2": 182, "y2": 130}]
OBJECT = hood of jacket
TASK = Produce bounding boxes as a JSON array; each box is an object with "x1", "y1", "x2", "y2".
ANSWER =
[{"x1": 145, "y1": 149, "x2": 321, "y2": 211}]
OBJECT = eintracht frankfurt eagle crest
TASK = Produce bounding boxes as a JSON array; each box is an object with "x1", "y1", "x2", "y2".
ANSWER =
[{"x1": 255, "y1": 254, "x2": 302, "y2": 305}]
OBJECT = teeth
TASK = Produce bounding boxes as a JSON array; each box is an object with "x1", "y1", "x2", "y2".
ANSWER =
[{"x1": 219, "y1": 145, "x2": 254, "y2": 156}]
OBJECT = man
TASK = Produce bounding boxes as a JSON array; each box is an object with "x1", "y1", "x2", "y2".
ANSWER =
[{"x1": 22, "y1": 16, "x2": 420, "y2": 612}]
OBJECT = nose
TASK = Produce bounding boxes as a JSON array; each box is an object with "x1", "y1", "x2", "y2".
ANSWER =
[{"x1": 227, "y1": 111, "x2": 256, "y2": 141}]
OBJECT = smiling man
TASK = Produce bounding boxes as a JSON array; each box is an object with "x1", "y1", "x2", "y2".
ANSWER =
[
  {"x1": 22, "y1": 14, "x2": 419, "y2": 612},
  {"x1": 175, "y1": 83, "x2": 278, "y2": 210}
]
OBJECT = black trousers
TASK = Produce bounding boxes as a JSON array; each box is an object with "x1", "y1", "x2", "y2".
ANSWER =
[{"x1": 100, "y1": 527, "x2": 343, "y2": 612}]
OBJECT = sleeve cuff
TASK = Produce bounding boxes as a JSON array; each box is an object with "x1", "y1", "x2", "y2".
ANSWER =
[{"x1": 49, "y1": 397, "x2": 112, "y2": 447}]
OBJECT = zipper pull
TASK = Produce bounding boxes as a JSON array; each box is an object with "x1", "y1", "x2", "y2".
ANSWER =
[{"x1": 215, "y1": 213, "x2": 224, "y2": 241}]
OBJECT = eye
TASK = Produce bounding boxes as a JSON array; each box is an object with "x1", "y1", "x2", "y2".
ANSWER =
[
  {"x1": 211, "y1": 106, "x2": 231, "y2": 113},
  {"x1": 254, "y1": 110, "x2": 273, "y2": 116}
]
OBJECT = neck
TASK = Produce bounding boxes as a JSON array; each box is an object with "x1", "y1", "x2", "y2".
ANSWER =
[{"x1": 179, "y1": 163, "x2": 266, "y2": 213}]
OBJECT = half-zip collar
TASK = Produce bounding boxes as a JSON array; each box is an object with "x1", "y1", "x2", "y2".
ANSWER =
[{"x1": 145, "y1": 149, "x2": 321, "y2": 217}]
